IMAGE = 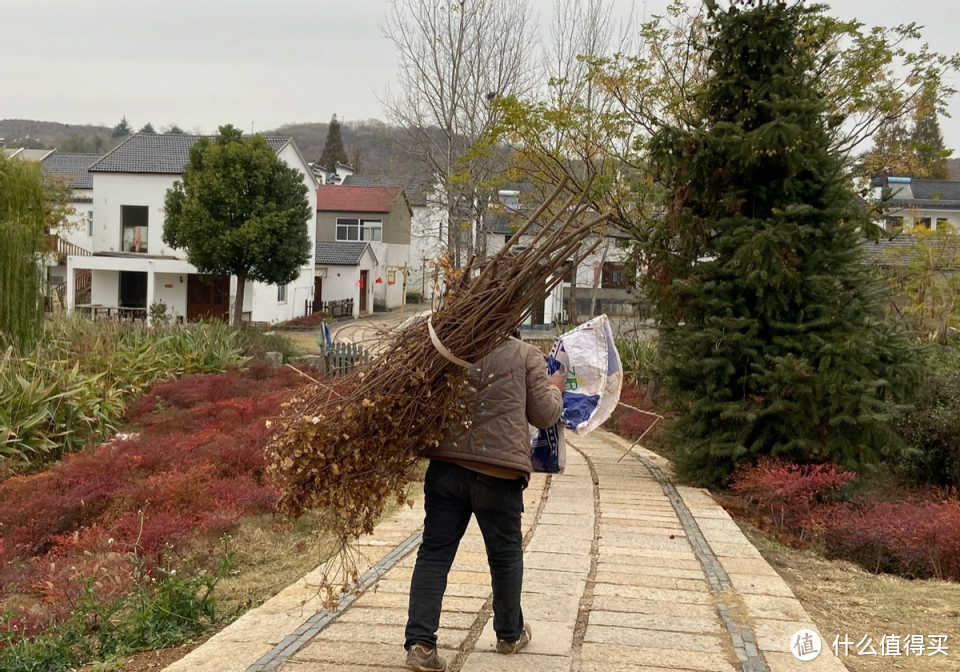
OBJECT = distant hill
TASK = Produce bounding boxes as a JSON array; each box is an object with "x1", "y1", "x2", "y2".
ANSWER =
[
  {"x1": 0, "y1": 119, "x2": 122, "y2": 154},
  {"x1": 1, "y1": 117, "x2": 433, "y2": 179},
  {"x1": 948, "y1": 158, "x2": 960, "y2": 181},
  {"x1": 264, "y1": 120, "x2": 433, "y2": 179}
]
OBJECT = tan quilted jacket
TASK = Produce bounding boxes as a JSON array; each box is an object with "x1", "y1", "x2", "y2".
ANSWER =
[{"x1": 427, "y1": 338, "x2": 563, "y2": 475}]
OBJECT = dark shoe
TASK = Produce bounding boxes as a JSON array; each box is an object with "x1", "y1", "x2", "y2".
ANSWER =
[
  {"x1": 496, "y1": 622, "x2": 533, "y2": 654},
  {"x1": 406, "y1": 643, "x2": 447, "y2": 672}
]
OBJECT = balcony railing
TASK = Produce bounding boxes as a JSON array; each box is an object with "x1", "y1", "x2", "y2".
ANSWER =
[{"x1": 47, "y1": 235, "x2": 92, "y2": 264}]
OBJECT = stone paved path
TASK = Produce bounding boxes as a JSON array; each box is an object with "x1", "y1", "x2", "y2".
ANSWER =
[{"x1": 163, "y1": 431, "x2": 846, "y2": 672}]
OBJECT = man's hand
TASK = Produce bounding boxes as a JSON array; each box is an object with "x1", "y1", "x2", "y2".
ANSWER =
[{"x1": 548, "y1": 371, "x2": 566, "y2": 392}]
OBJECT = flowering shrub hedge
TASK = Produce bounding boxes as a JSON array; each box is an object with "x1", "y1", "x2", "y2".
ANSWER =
[
  {"x1": 0, "y1": 366, "x2": 311, "y2": 638},
  {"x1": 731, "y1": 459, "x2": 960, "y2": 581}
]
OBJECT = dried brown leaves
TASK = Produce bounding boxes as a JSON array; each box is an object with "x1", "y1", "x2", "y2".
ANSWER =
[{"x1": 265, "y1": 178, "x2": 610, "y2": 592}]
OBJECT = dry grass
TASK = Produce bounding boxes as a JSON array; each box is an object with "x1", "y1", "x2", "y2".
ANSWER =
[
  {"x1": 286, "y1": 331, "x2": 323, "y2": 355},
  {"x1": 213, "y1": 510, "x2": 338, "y2": 616},
  {"x1": 741, "y1": 523, "x2": 960, "y2": 671}
]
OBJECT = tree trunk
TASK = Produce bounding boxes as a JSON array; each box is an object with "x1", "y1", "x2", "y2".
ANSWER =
[
  {"x1": 232, "y1": 270, "x2": 247, "y2": 327},
  {"x1": 590, "y1": 240, "x2": 609, "y2": 319},
  {"x1": 568, "y1": 261, "x2": 579, "y2": 324}
]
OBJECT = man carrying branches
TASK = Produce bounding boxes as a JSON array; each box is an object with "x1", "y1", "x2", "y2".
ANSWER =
[{"x1": 404, "y1": 336, "x2": 566, "y2": 671}]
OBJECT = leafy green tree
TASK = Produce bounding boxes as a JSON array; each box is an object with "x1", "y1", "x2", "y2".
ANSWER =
[
  {"x1": 863, "y1": 117, "x2": 921, "y2": 178},
  {"x1": 911, "y1": 92, "x2": 951, "y2": 180},
  {"x1": 6, "y1": 138, "x2": 50, "y2": 150},
  {"x1": 163, "y1": 125, "x2": 313, "y2": 326},
  {"x1": 140, "y1": 122, "x2": 157, "y2": 134},
  {"x1": 884, "y1": 223, "x2": 960, "y2": 343},
  {"x1": 59, "y1": 135, "x2": 94, "y2": 153},
  {"x1": 112, "y1": 116, "x2": 133, "y2": 138},
  {"x1": 164, "y1": 124, "x2": 185, "y2": 135},
  {"x1": 0, "y1": 154, "x2": 52, "y2": 349},
  {"x1": 318, "y1": 114, "x2": 348, "y2": 172},
  {"x1": 643, "y1": 0, "x2": 922, "y2": 485},
  {"x1": 495, "y1": 0, "x2": 960, "y2": 226}
]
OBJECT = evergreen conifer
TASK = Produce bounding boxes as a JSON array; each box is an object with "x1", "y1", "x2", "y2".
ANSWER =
[
  {"x1": 112, "y1": 116, "x2": 133, "y2": 138},
  {"x1": 318, "y1": 114, "x2": 349, "y2": 172},
  {"x1": 911, "y1": 92, "x2": 950, "y2": 180},
  {"x1": 644, "y1": 0, "x2": 922, "y2": 485}
]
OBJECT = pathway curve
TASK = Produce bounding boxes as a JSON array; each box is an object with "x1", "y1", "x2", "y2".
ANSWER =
[{"x1": 163, "y1": 431, "x2": 846, "y2": 672}]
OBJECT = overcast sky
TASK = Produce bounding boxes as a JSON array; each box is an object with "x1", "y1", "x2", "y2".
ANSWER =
[{"x1": 4, "y1": 0, "x2": 960, "y2": 148}]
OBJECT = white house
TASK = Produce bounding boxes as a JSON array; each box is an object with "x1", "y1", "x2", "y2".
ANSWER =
[
  {"x1": 874, "y1": 176, "x2": 960, "y2": 232},
  {"x1": 314, "y1": 184, "x2": 412, "y2": 315},
  {"x1": 341, "y1": 175, "x2": 444, "y2": 302},
  {"x1": 483, "y1": 198, "x2": 635, "y2": 328},
  {"x1": 313, "y1": 241, "x2": 379, "y2": 318},
  {"x1": 65, "y1": 133, "x2": 318, "y2": 324}
]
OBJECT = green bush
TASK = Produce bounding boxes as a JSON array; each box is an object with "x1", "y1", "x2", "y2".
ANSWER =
[
  {"x1": 236, "y1": 328, "x2": 301, "y2": 362},
  {"x1": 0, "y1": 551, "x2": 232, "y2": 671},
  {"x1": 893, "y1": 348, "x2": 960, "y2": 488},
  {"x1": 616, "y1": 338, "x2": 659, "y2": 388},
  {"x1": 0, "y1": 316, "x2": 247, "y2": 473}
]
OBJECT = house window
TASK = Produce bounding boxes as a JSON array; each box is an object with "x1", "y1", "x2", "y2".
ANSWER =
[
  {"x1": 885, "y1": 216, "x2": 904, "y2": 233},
  {"x1": 121, "y1": 205, "x2": 149, "y2": 253},
  {"x1": 915, "y1": 217, "x2": 932, "y2": 230},
  {"x1": 601, "y1": 262, "x2": 627, "y2": 289},
  {"x1": 336, "y1": 218, "x2": 382, "y2": 242},
  {"x1": 87, "y1": 211, "x2": 94, "y2": 237},
  {"x1": 278, "y1": 284, "x2": 287, "y2": 303}
]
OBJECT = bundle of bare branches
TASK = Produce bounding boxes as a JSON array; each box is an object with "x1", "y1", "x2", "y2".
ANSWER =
[{"x1": 265, "y1": 179, "x2": 609, "y2": 599}]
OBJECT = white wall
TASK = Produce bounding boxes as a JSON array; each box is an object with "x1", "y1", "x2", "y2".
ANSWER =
[
  {"x1": 320, "y1": 266, "x2": 360, "y2": 305},
  {"x1": 57, "y1": 191, "x2": 95, "y2": 252},
  {"x1": 408, "y1": 185, "x2": 447, "y2": 300},
  {"x1": 879, "y1": 204, "x2": 960, "y2": 231},
  {"x1": 153, "y1": 272, "x2": 187, "y2": 320},
  {"x1": 90, "y1": 270, "x2": 119, "y2": 305},
  {"x1": 92, "y1": 173, "x2": 180, "y2": 257},
  {"x1": 369, "y1": 241, "x2": 410, "y2": 310}
]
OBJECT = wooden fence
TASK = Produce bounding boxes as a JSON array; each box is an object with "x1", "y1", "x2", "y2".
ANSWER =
[
  {"x1": 305, "y1": 299, "x2": 354, "y2": 319},
  {"x1": 323, "y1": 342, "x2": 370, "y2": 375}
]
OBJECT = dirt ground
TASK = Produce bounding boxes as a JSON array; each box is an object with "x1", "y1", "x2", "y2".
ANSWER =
[{"x1": 740, "y1": 521, "x2": 960, "y2": 671}]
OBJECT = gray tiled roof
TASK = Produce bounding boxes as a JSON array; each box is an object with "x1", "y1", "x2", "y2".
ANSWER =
[
  {"x1": 859, "y1": 234, "x2": 955, "y2": 266},
  {"x1": 341, "y1": 175, "x2": 431, "y2": 207},
  {"x1": 315, "y1": 241, "x2": 370, "y2": 266},
  {"x1": 41, "y1": 153, "x2": 100, "y2": 190},
  {"x1": 484, "y1": 212, "x2": 632, "y2": 239},
  {"x1": 89, "y1": 133, "x2": 291, "y2": 174}
]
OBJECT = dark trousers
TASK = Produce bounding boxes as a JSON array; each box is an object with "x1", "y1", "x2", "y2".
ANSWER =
[{"x1": 404, "y1": 460, "x2": 525, "y2": 650}]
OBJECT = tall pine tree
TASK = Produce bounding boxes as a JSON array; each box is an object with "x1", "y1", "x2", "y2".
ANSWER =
[
  {"x1": 644, "y1": 0, "x2": 921, "y2": 485},
  {"x1": 911, "y1": 91, "x2": 950, "y2": 180},
  {"x1": 318, "y1": 114, "x2": 348, "y2": 172}
]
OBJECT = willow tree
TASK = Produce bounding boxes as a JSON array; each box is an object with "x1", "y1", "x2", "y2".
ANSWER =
[
  {"x1": 645, "y1": 0, "x2": 922, "y2": 485},
  {"x1": 0, "y1": 154, "x2": 49, "y2": 350}
]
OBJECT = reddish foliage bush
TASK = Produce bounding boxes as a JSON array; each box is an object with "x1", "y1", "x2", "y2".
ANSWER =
[
  {"x1": 731, "y1": 459, "x2": 856, "y2": 529},
  {"x1": 608, "y1": 382, "x2": 662, "y2": 440},
  {"x1": 0, "y1": 366, "x2": 307, "y2": 636},
  {"x1": 279, "y1": 312, "x2": 331, "y2": 328},
  {"x1": 731, "y1": 460, "x2": 960, "y2": 581}
]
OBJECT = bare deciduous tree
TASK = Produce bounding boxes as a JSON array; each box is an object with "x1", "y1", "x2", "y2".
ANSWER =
[{"x1": 382, "y1": 0, "x2": 536, "y2": 267}]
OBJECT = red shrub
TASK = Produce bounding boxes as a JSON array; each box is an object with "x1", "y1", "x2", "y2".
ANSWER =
[
  {"x1": 731, "y1": 459, "x2": 856, "y2": 529},
  {"x1": 731, "y1": 460, "x2": 960, "y2": 581},
  {"x1": 0, "y1": 366, "x2": 308, "y2": 633},
  {"x1": 608, "y1": 382, "x2": 662, "y2": 440}
]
